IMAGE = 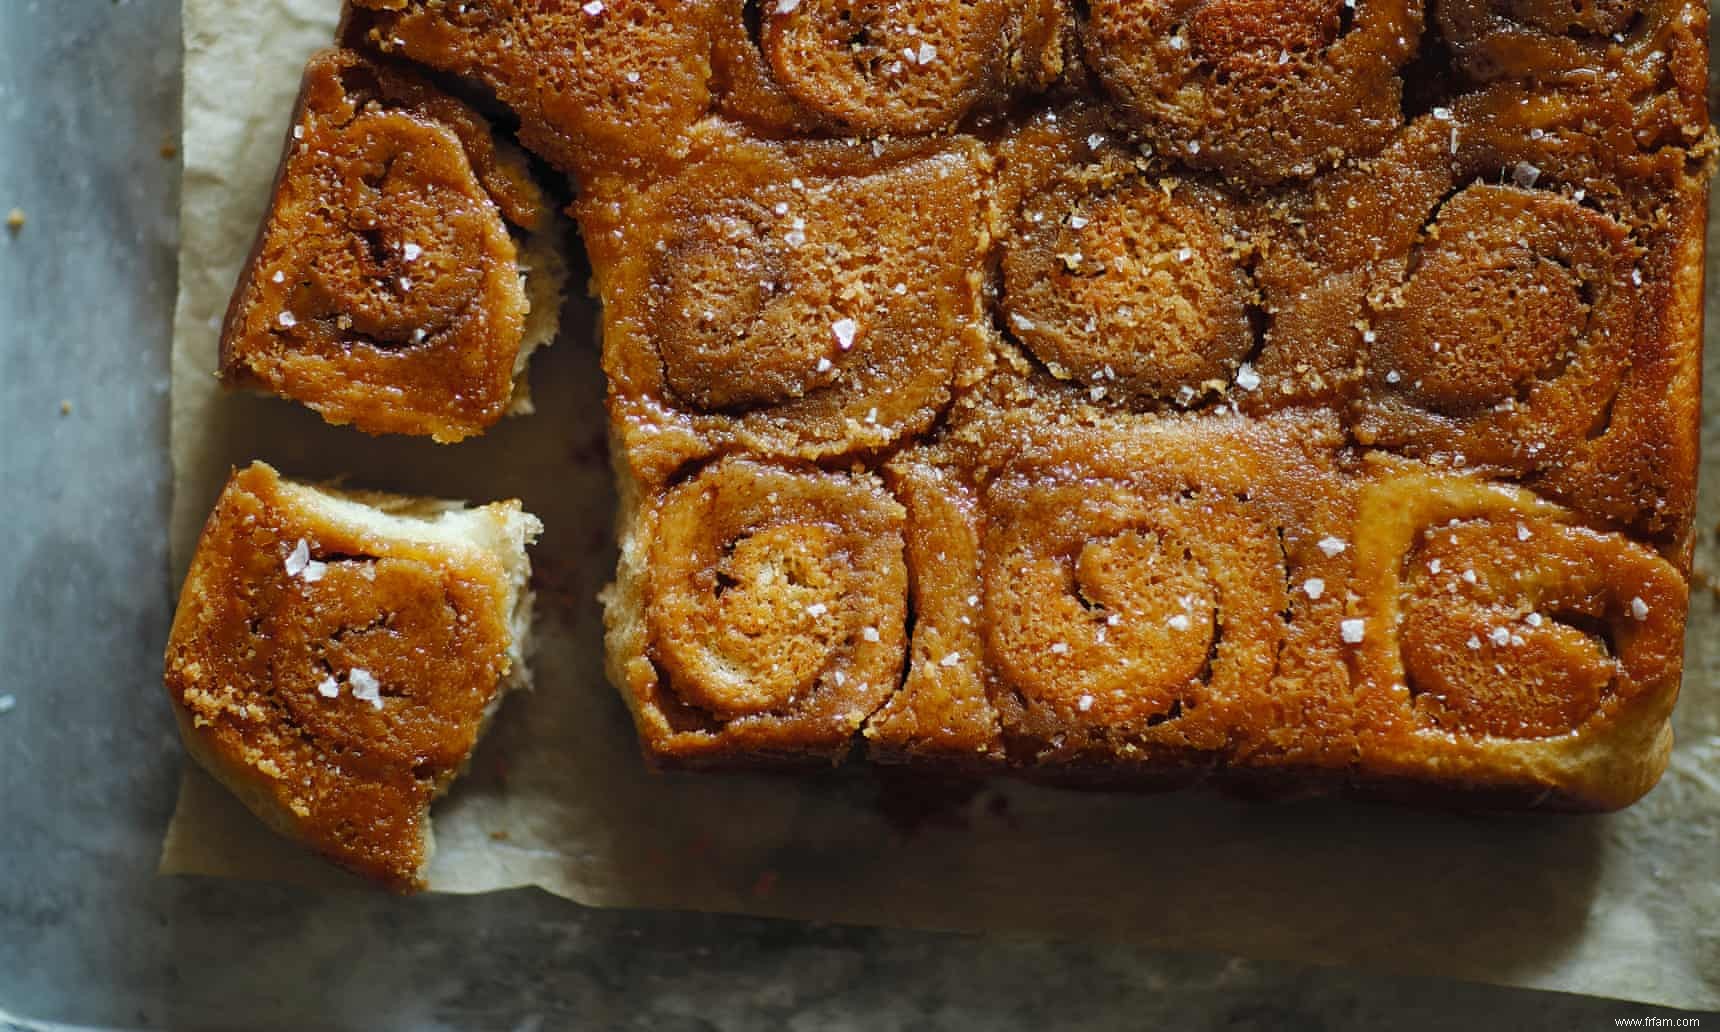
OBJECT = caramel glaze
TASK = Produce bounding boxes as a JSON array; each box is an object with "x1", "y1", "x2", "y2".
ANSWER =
[
  {"x1": 220, "y1": 49, "x2": 545, "y2": 443},
  {"x1": 165, "y1": 463, "x2": 519, "y2": 890},
  {"x1": 307, "y1": 0, "x2": 1713, "y2": 808}
]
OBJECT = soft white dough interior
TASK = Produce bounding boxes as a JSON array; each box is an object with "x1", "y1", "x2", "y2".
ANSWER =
[{"x1": 508, "y1": 223, "x2": 570, "y2": 415}]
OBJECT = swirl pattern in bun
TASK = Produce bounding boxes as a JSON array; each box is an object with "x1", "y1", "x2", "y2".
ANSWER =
[
  {"x1": 1350, "y1": 466, "x2": 1686, "y2": 808},
  {"x1": 713, "y1": 0, "x2": 1070, "y2": 136},
  {"x1": 998, "y1": 151, "x2": 1257, "y2": 407},
  {"x1": 606, "y1": 458, "x2": 909, "y2": 764},
  {"x1": 220, "y1": 50, "x2": 563, "y2": 443},
  {"x1": 1080, "y1": 0, "x2": 1425, "y2": 184},
  {"x1": 868, "y1": 411, "x2": 1357, "y2": 774},
  {"x1": 1438, "y1": 0, "x2": 1708, "y2": 148},
  {"x1": 1248, "y1": 84, "x2": 1701, "y2": 539},
  {"x1": 582, "y1": 126, "x2": 990, "y2": 483}
]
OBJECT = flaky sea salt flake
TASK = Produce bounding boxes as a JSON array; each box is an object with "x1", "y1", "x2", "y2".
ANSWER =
[
  {"x1": 284, "y1": 539, "x2": 310, "y2": 577},
  {"x1": 348, "y1": 668, "x2": 384, "y2": 709},
  {"x1": 831, "y1": 317, "x2": 858, "y2": 350}
]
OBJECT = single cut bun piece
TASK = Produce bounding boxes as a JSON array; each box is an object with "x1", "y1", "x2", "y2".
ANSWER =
[
  {"x1": 219, "y1": 49, "x2": 566, "y2": 443},
  {"x1": 163, "y1": 462, "x2": 542, "y2": 891}
]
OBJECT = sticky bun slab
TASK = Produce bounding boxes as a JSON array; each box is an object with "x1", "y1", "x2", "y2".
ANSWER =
[
  {"x1": 202, "y1": 1, "x2": 1709, "y2": 816},
  {"x1": 164, "y1": 463, "x2": 542, "y2": 891},
  {"x1": 220, "y1": 49, "x2": 566, "y2": 443},
  {"x1": 1349, "y1": 463, "x2": 1687, "y2": 808},
  {"x1": 604, "y1": 457, "x2": 909, "y2": 765},
  {"x1": 580, "y1": 126, "x2": 990, "y2": 484}
]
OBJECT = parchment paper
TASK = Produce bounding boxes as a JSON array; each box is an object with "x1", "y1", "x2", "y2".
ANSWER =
[{"x1": 163, "y1": 0, "x2": 1720, "y2": 1010}]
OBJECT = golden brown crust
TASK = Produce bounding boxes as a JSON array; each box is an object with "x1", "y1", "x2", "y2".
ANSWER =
[
  {"x1": 219, "y1": 49, "x2": 551, "y2": 443},
  {"x1": 163, "y1": 462, "x2": 539, "y2": 890}
]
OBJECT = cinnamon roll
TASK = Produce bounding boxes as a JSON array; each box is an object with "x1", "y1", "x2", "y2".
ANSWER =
[
  {"x1": 164, "y1": 462, "x2": 542, "y2": 891},
  {"x1": 344, "y1": 0, "x2": 719, "y2": 176},
  {"x1": 220, "y1": 49, "x2": 565, "y2": 443},
  {"x1": 1249, "y1": 85, "x2": 1698, "y2": 538},
  {"x1": 1438, "y1": 0, "x2": 1709, "y2": 148},
  {"x1": 1350, "y1": 464, "x2": 1686, "y2": 808},
  {"x1": 995, "y1": 110, "x2": 1260, "y2": 409},
  {"x1": 579, "y1": 126, "x2": 990, "y2": 484},
  {"x1": 1080, "y1": 0, "x2": 1425, "y2": 184},
  {"x1": 605, "y1": 458, "x2": 909, "y2": 764},
  {"x1": 1354, "y1": 178, "x2": 1641, "y2": 469},
  {"x1": 712, "y1": 0, "x2": 1070, "y2": 136}
]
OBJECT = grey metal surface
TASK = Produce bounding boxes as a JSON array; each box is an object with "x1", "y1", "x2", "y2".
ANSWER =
[{"x1": 0, "y1": 3, "x2": 1713, "y2": 1029}]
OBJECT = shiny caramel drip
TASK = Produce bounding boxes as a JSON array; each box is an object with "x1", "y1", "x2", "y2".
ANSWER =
[{"x1": 1438, "y1": 0, "x2": 1709, "y2": 149}]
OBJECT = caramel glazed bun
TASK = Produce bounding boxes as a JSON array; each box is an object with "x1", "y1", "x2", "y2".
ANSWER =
[
  {"x1": 220, "y1": 49, "x2": 566, "y2": 444},
  {"x1": 165, "y1": 463, "x2": 541, "y2": 891},
  {"x1": 199, "y1": 0, "x2": 1711, "y2": 811}
]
